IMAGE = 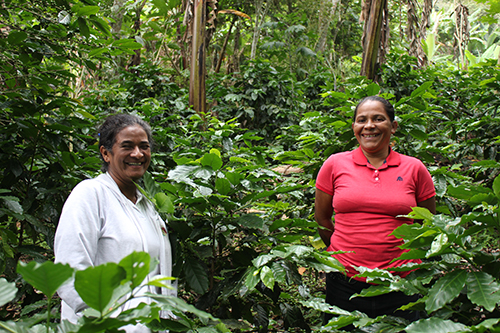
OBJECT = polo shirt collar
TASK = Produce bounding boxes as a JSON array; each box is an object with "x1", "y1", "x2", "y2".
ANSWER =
[{"x1": 352, "y1": 147, "x2": 401, "y2": 168}]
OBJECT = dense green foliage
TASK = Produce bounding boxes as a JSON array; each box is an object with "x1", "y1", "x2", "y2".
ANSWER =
[{"x1": 2, "y1": 0, "x2": 500, "y2": 331}]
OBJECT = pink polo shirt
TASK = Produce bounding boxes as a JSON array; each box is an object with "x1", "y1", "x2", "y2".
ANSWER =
[{"x1": 316, "y1": 147, "x2": 435, "y2": 281}]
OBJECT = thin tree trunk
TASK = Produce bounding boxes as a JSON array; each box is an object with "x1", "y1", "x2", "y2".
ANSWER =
[
  {"x1": 250, "y1": 0, "x2": 270, "y2": 60},
  {"x1": 110, "y1": 0, "x2": 125, "y2": 37},
  {"x1": 215, "y1": 17, "x2": 236, "y2": 73},
  {"x1": 315, "y1": 0, "x2": 340, "y2": 53},
  {"x1": 360, "y1": 0, "x2": 386, "y2": 80},
  {"x1": 189, "y1": 0, "x2": 207, "y2": 114}
]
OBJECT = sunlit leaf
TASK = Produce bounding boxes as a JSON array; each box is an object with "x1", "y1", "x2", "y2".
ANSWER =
[
  {"x1": 17, "y1": 261, "x2": 73, "y2": 298},
  {"x1": 75, "y1": 263, "x2": 126, "y2": 313},
  {"x1": 260, "y1": 266, "x2": 275, "y2": 290},
  {"x1": 0, "y1": 278, "x2": 17, "y2": 307}
]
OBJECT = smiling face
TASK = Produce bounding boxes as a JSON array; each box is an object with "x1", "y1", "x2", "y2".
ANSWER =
[
  {"x1": 100, "y1": 124, "x2": 151, "y2": 187},
  {"x1": 352, "y1": 100, "x2": 398, "y2": 158}
]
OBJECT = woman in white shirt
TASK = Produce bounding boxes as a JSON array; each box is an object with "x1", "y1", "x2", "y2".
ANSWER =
[{"x1": 55, "y1": 114, "x2": 174, "y2": 332}]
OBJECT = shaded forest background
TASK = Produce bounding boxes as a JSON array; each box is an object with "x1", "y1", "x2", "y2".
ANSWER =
[{"x1": 1, "y1": 0, "x2": 500, "y2": 331}]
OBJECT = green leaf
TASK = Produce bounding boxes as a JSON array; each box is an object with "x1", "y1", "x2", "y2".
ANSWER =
[
  {"x1": 77, "y1": 17, "x2": 90, "y2": 38},
  {"x1": 201, "y1": 153, "x2": 223, "y2": 170},
  {"x1": 366, "y1": 82, "x2": 380, "y2": 96},
  {"x1": 493, "y1": 174, "x2": 500, "y2": 200},
  {"x1": 150, "y1": 294, "x2": 216, "y2": 320},
  {"x1": 426, "y1": 233, "x2": 448, "y2": 258},
  {"x1": 118, "y1": 251, "x2": 150, "y2": 289},
  {"x1": 1, "y1": 197, "x2": 23, "y2": 214},
  {"x1": 410, "y1": 81, "x2": 433, "y2": 98},
  {"x1": 243, "y1": 267, "x2": 260, "y2": 292},
  {"x1": 215, "y1": 178, "x2": 231, "y2": 195},
  {"x1": 155, "y1": 192, "x2": 174, "y2": 214},
  {"x1": 7, "y1": 31, "x2": 27, "y2": 45},
  {"x1": 238, "y1": 214, "x2": 264, "y2": 229},
  {"x1": 74, "y1": 5, "x2": 100, "y2": 16},
  {"x1": 425, "y1": 270, "x2": 466, "y2": 313},
  {"x1": 17, "y1": 261, "x2": 73, "y2": 298},
  {"x1": 146, "y1": 275, "x2": 176, "y2": 289},
  {"x1": 409, "y1": 128, "x2": 428, "y2": 141},
  {"x1": 285, "y1": 245, "x2": 313, "y2": 258},
  {"x1": 260, "y1": 266, "x2": 275, "y2": 290},
  {"x1": 466, "y1": 271, "x2": 500, "y2": 312},
  {"x1": 111, "y1": 38, "x2": 143, "y2": 50},
  {"x1": 253, "y1": 254, "x2": 275, "y2": 268},
  {"x1": 406, "y1": 317, "x2": 468, "y2": 333},
  {"x1": 183, "y1": 259, "x2": 209, "y2": 294},
  {"x1": 0, "y1": 278, "x2": 17, "y2": 307},
  {"x1": 74, "y1": 263, "x2": 126, "y2": 313},
  {"x1": 152, "y1": 0, "x2": 169, "y2": 14}
]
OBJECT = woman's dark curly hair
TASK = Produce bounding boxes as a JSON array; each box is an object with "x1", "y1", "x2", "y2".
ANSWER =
[{"x1": 353, "y1": 96, "x2": 395, "y2": 123}]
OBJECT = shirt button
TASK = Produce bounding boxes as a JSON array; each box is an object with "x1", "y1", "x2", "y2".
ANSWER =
[{"x1": 375, "y1": 177, "x2": 379, "y2": 181}]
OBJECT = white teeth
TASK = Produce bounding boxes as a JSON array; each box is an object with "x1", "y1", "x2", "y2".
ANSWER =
[
  {"x1": 127, "y1": 163, "x2": 142, "y2": 166},
  {"x1": 364, "y1": 134, "x2": 378, "y2": 138}
]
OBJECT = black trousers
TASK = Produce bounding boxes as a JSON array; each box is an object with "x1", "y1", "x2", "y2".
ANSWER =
[{"x1": 324, "y1": 272, "x2": 420, "y2": 330}]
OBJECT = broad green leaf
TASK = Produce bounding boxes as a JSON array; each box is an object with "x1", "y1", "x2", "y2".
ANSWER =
[
  {"x1": 73, "y1": 5, "x2": 100, "y2": 16},
  {"x1": 366, "y1": 82, "x2": 380, "y2": 96},
  {"x1": 226, "y1": 172, "x2": 243, "y2": 185},
  {"x1": 447, "y1": 184, "x2": 491, "y2": 200},
  {"x1": 75, "y1": 263, "x2": 126, "y2": 313},
  {"x1": 215, "y1": 178, "x2": 231, "y2": 195},
  {"x1": 409, "y1": 128, "x2": 428, "y2": 141},
  {"x1": 201, "y1": 153, "x2": 223, "y2": 170},
  {"x1": 183, "y1": 259, "x2": 209, "y2": 294},
  {"x1": 493, "y1": 174, "x2": 500, "y2": 200},
  {"x1": 88, "y1": 48, "x2": 108, "y2": 58},
  {"x1": 285, "y1": 245, "x2": 313, "y2": 258},
  {"x1": 253, "y1": 254, "x2": 275, "y2": 268},
  {"x1": 271, "y1": 261, "x2": 287, "y2": 284},
  {"x1": 0, "y1": 321, "x2": 32, "y2": 332},
  {"x1": 167, "y1": 165, "x2": 197, "y2": 180},
  {"x1": 155, "y1": 192, "x2": 174, "y2": 214},
  {"x1": 77, "y1": 17, "x2": 90, "y2": 38},
  {"x1": 118, "y1": 251, "x2": 150, "y2": 289},
  {"x1": 311, "y1": 253, "x2": 345, "y2": 272},
  {"x1": 426, "y1": 233, "x2": 448, "y2": 258},
  {"x1": 238, "y1": 214, "x2": 264, "y2": 230},
  {"x1": 471, "y1": 318, "x2": 500, "y2": 331},
  {"x1": 260, "y1": 266, "x2": 275, "y2": 290},
  {"x1": 8, "y1": 31, "x2": 27, "y2": 45},
  {"x1": 405, "y1": 317, "x2": 468, "y2": 333},
  {"x1": 152, "y1": 0, "x2": 169, "y2": 14},
  {"x1": 466, "y1": 271, "x2": 500, "y2": 312},
  {"x1": 17, "y1": 261, "x2": 73, "y2": 298},
  {"x1": 301, "y1": 298, "x2": 352, "y2": 316},
  {"x1": 243, "y1": 267, "x2": 260, "y2": 292},
  {"x1": 410, "y1": 81, "x2": 433, "y2": 98},
  {"x1": 1, "y1": 197, "x2": 23, "y2": 214},
  {"x1": 425, "y1": 270, "x2": 466, "y2": 312},
  {"x1": 111, "y1": 38, "x2": 143, "y2": 49},
  {"x1": 0, "y1": 278, "x2": 17, "y2": 307}
]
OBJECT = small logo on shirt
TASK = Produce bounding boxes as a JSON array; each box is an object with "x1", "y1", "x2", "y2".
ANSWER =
[{"x1": 397, "y1": 176, "x2": 403, "y2": 181}]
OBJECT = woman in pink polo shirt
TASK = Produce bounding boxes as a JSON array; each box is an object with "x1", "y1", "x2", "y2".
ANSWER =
[{"x1": 315, "y1": 96, "x2": 436, "y2": 328}]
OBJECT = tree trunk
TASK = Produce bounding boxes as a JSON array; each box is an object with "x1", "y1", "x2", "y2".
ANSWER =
[
  {"x1": 110, "y1": 0, "x2": 125, "y2": 37},
  {"x1": 215, "y1": 17, "x2": 236, "y2": 73},
  {"x1": 189, "y1": 0, "x2": 207, "y2": 114},
  {"x1": 315, "y1": 0, "x2": 340, "y2": 53},
  {"x1": 360, "y1": 0, "x2": 386, "y2": 80},
  {"x1": 250, "y1": 0, "x2": 270, "y2": 60}
]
